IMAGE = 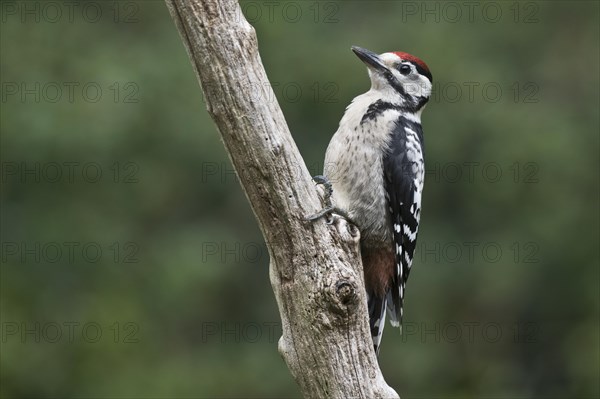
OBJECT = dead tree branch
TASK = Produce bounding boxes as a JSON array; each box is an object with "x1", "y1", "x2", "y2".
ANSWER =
[{"x1": 165, "y1": 1, "x2": 399, "y2": 397}]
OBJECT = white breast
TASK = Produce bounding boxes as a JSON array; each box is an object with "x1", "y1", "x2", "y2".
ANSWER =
[{"x1": 324, "y1": 91, "x2": 403, "y2": 246}]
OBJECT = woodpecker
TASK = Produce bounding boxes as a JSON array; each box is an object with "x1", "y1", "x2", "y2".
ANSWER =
[{"x1": 313, "y1": 46, "x2": 432, "y2": 354}]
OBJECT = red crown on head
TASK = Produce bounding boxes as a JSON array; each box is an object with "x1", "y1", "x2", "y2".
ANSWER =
[{"x1": 393, "y1": 51, "x2": 431, "y2": 76}]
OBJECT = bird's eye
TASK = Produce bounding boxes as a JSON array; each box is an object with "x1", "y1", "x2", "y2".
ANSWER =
[{"x1": 399, "y1": 64, "x2": 411, "y2": 75}]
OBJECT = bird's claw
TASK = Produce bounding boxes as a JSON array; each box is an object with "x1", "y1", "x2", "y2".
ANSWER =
[
  {"x1": 311, "y1": 175, "x2": 333, "y2": 208},
  {"x1": 305, "y1": 175, "x2": 356, "y2": 225},
  {"x1": 305, "y1": 206, "x2": 334, "y2": 222},
  {"x1": 305, "y1": 175, "x2": 334, "y2": 221}
]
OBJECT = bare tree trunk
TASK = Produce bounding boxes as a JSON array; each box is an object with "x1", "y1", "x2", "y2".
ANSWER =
[{"x1": 164, "y1": 1, "x2": 399, "y2": 397}]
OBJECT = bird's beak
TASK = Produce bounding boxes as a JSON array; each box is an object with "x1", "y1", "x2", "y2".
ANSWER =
[{"x1": 351, "y1": 46, "x2": 388, "y2": 73}]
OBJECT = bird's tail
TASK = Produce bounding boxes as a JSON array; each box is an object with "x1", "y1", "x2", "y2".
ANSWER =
[
  {"x1": 367, "y1": 292, "x2": 387, "y2": 355},
  {"x1": 386, "y1": 288, "x2": 403, "y2": 333}
]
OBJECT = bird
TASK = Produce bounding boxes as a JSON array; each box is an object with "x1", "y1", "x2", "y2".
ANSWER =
[{"x1": 310, "y1": 46, "x2": 432, "y2": 354}]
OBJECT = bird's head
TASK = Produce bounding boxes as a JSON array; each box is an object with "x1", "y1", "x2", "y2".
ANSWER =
[{"x1": 352, "y1": 46, "x2": 433, "y2": 112}]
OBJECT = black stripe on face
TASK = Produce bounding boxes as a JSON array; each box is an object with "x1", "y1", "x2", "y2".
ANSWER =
[
  {"x1": 416, "y1": 96, "x2": 429, "y2": 110},
  {"x1": 384, "y1": 72, "x2": 407, "y2": 96},
  {"x1": 381, "y1": 69, "x2": 430, "y2": 112}
]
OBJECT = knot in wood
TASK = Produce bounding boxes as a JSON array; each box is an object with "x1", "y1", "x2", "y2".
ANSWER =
[
  {"x1": 335, "y1": 280, "x2": 355, "y2": 305},
  {"x1": 326, "y1": 278, "x2": 359, "y2": 316}
]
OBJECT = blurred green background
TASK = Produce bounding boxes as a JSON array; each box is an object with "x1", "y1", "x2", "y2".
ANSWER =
[{"x1": 1, "y1": 1, "x2": 599, "y2": 398}]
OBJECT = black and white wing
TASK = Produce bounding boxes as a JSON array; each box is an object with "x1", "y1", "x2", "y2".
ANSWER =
[{"x1": 383, "y1": 117, "x2": 425, "y2": 329}]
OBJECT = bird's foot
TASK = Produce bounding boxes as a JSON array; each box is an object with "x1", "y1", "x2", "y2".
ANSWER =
[{"x1": 305, "y1": 175, "x2": 354, "y2": 224}]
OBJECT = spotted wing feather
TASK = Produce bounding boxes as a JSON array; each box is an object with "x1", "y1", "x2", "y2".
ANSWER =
[{"x1": 383, "y1": 117, "x2": 425, "y2": 328}]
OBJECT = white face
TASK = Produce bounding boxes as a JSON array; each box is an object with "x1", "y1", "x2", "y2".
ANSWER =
[{"x1": 368, "y1": 53, "x2": 432, "y2": 100}]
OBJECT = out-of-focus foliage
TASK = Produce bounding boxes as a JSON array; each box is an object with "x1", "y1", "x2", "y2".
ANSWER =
[{"x1": 1, "y1": 1, "x2": 598, "y2": 398}]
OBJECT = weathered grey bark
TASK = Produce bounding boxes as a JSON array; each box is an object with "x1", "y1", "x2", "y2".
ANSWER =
[{"x1": 165, "y1": 1, "x2": 399, "y2": 397}]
